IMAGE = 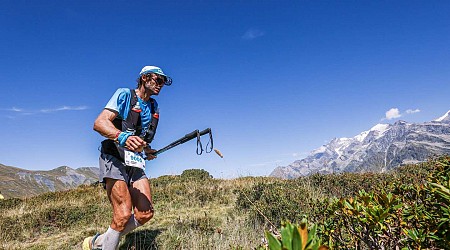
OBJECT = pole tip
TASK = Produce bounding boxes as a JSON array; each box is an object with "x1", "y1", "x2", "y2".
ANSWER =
[{"x1": 214, "y1": 148, "x2": 224, "y2": 158}]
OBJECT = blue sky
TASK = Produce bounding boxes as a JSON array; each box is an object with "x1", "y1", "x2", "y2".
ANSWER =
[{"x1": 1, "y1": 1, "x2": 449, "y2": 178}]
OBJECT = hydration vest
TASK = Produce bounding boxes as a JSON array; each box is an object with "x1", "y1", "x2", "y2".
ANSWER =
[{"x1": 101, "y1": 89, "x2": 159, "y2": 161}]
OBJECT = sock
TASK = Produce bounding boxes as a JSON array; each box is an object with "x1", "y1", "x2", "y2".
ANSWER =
[
  {"x1": 102, "y1": 226, "x2": 121, "y2": 250},
  {"x1": 92, "y1": 216, "x2": 141, "y2": 249},
  {"x1": 92, "y1": 233, "x2": 104, "y2": 249},
  {"x1": 120, "y1": 214, "x2": 142, "y2": 237}
]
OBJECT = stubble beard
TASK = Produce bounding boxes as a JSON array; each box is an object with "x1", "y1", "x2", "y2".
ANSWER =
[{"x1": 144, "y1": 82, "x2": 160, "y2": 96}]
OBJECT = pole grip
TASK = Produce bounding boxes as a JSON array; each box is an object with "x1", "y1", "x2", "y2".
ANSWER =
[{"x1": 199, "y1": 128, "x2": 211, "y2": 136}]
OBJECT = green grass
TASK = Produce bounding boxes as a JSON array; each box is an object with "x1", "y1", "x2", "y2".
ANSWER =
[{"x1": 0, "y1": 158, "x2": 448, "y2": 249}]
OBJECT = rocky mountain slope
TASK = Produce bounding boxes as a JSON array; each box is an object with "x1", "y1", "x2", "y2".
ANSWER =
[
  {"x1": 271, "y1": 110, "x2": 450, "y2": 179},
  {"x1": 0, "y1": 164, "x2": 98, "y2": 198}
]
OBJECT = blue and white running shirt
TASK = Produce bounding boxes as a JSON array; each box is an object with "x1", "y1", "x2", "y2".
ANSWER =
[{"x1": 104, "y1": 88, "x2": 158, "y2": 131}]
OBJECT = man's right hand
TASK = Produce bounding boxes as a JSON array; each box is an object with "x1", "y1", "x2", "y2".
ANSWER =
[
  {"x1": 125, "y1": 135, "x2": 146, "y2": 152},
  {"x1": 144, "y1": 147, "x2": 157, "y2": 160}
]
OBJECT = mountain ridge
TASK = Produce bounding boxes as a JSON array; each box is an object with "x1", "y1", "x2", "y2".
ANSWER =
[
  {"x1": 0, "y1": 164, "x2": 98, "y2": 198},
  {"x1": 270, "y1": 110, "x2": 450, "y2": 179}
]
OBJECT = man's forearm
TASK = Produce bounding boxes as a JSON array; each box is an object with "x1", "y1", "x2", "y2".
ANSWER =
[{"x1": 94, "y1": 119, "x2": 121, "y2": 140}]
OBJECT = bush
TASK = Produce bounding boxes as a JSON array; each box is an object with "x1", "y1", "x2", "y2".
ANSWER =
[
  {"x1": 180, "y1": 169, "x2": 213, "y2": 180},
  {"x1": 235, "y1": 180, "x2": 322, "y2": 227},
  {"x1": 238, "y1": 156, "x2": 450, "y2": 249},
  {"x1": 316, "y1": 156, "x2": 450, "y2": 249}
]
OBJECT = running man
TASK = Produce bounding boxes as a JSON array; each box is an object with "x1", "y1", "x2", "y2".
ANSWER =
[{"x1": 83, "y1": 66, "x2": 172, "y2": 250}]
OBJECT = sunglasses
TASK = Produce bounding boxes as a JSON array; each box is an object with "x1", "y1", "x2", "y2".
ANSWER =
[{"x1": 148, "y1": 74, "x2": 172, "y2": 86}]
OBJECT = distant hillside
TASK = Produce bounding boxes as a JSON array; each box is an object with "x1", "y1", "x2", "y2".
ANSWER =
[
  {"x1": 271, "y1": 110, "x2": 450, "y2": 178},
  {"x1": 0, "y1": 164, "x2": 98, "y2": 198}
]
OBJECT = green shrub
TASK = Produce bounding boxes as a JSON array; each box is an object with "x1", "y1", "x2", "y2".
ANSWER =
[
  {"x1": 400, "y1": 156, "x2": 450, "y2": 248},
  {"x1": 235, "y1": 180, "x2": 321, "y2": 227},
  {"x1": 180, "y1": 169, "x2": 213, "y2": 180},
  {"x1": 315, "y1": 156, "x2": 450, "y2": 249},
  {"x1": 241, "y1": 156, "x2": 450, "y2": 249},
  {"x1": 318, "y1": 190, "x2": 404, "y2": 249},
  {"x1": 0, "y1": 197, "x2": 22, "y2": 210},
  {"x1": 151, "y1": 171, "x2": 232, "y2": 208}
]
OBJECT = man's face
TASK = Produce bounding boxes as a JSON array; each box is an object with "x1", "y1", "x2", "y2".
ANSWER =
[{"x1": 143, "y1": 73, "x2": 165, "y2": 95}]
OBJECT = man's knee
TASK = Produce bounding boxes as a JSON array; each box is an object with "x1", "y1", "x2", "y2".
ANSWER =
[
  {"x1": 113, "y1": 211, "x2": 132, "y2": 231},
  {"x1": 135, "y1": 209, "x2": 154, "y2": 225}
]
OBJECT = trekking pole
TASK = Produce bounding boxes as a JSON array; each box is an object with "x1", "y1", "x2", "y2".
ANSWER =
[{"x1": 149, "y1": 128, "x2": 213, "y2": 157}]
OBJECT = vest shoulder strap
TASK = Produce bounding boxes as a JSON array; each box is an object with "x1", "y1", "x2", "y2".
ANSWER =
[
  {"x1": 130, "y1": 89, "x2": 138, "y2": 108},
  {"x1": 149, "y1": 98, "x2": 157, "y2": 113}
]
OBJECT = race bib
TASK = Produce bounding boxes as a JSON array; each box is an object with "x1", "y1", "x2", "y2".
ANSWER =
[{"x1": 124, "y1": 150, "x2": 145, "y2": 170}]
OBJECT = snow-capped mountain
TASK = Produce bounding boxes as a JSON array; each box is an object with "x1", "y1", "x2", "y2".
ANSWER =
[
  {"x1": 270, "y1": 110, "x2": 450, "y2": 179},
  {"x1": 434, "y1": 110, "x2": 450, "y2": 122}
]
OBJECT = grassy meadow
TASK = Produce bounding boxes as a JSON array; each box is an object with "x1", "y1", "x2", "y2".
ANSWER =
[{"x1": 0, "y1": 156, "x2": 448, "y2": 249}]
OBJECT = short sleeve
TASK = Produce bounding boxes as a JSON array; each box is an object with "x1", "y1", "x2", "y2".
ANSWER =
[{"x1": 104, "y1": 88, "x2": 131, "y2": 119}]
